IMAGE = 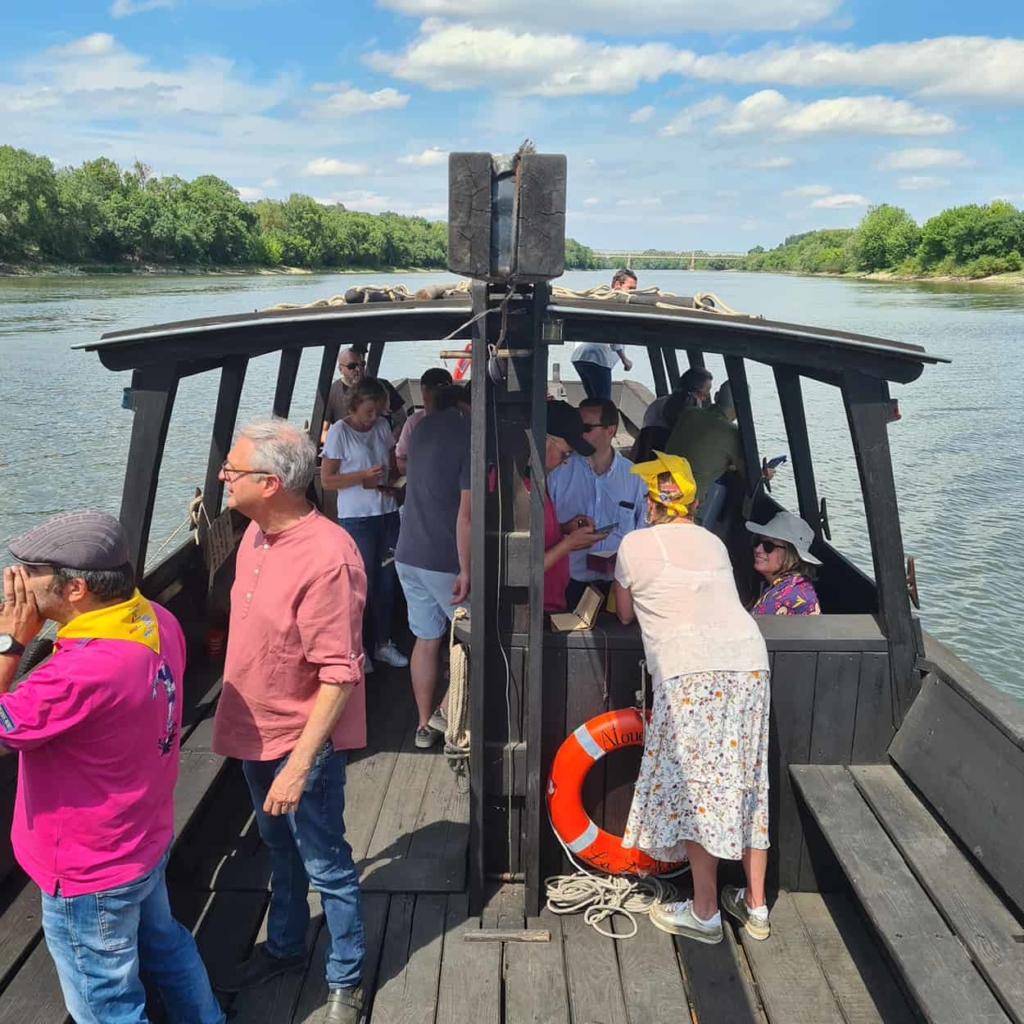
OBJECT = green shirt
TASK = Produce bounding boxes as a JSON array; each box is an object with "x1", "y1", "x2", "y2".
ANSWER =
[{"x1": 665, "y1": 405, "x2": 744, "y2": 500}]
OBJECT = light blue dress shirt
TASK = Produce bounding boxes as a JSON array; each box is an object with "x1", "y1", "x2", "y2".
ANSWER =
[{"x1": 547, "y1": 451, "x2": 648, "y2": 581}]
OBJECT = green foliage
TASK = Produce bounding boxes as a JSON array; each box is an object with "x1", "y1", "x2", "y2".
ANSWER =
[
  {"x1": 564, "y1": 237, "x2": 600, "y2": 269},
  {"x1": 0, "y1": 146, "x2": 59, "y2": 260},
  {"x1": 850, "y1": 205, "x2": 920, "y2": 271},
  {"x1": 918, "y1": 202, "x2": 1024, "y2": 269},
  {"x1": 744, "y1": 228, "x2": 855, "y2": 274}
]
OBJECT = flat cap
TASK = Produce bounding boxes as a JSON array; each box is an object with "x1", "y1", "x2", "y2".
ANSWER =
[{"x1": 8, "y1": 511, "x2": 131, "y2": 571}]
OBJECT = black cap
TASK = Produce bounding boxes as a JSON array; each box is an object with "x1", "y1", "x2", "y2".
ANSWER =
[
  {"x1": 546, "y1": 400, "x2": 595, "y2": 457},
  {"x1": 9, "y1": 511, "x2": 131, "y2": 570}
]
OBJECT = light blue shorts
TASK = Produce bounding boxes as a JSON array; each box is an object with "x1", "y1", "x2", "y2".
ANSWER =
[{"x1": 396, "y1": 562, "x2": 467, "y2": 640}]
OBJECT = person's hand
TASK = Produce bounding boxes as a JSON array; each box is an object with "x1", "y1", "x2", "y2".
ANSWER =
[
  {"x1": 566, "y1": 528, "x2": 602, "y2": 552},
  {"x1": 763, "y1": 466, "x2": 776, "y2": 482},
  {"x1": 561, "y1": 515, "x2": 594, "y2": 536},
  {"x1": 0, "y1": 566, "x2": 44, "y2": 645},
  {"x1": 451, "y1": 571, "x2": 470, "y2": 604},
  {"x1": 263, "y1": 761, "x2": 309, "y2": 816},
  {"x1": 622, "y1": 356, "x2": 633, "y2": 372},
  {"x1": 363, "y1": 464, "x2": 387, "y2": 485}
]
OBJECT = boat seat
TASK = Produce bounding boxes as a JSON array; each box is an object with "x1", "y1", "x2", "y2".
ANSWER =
[{"x1": 792, "y1": 758, "x2": 1024, "y2": 1023}]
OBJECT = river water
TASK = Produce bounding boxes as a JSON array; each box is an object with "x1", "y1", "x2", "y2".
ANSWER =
[{"x1": 1, "y1": 270, "x2": 1021, "y2": 700}]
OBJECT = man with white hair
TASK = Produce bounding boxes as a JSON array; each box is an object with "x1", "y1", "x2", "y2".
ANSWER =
[{"x1": 212, "y1": 418, "x2": 367, "y2": 1024}]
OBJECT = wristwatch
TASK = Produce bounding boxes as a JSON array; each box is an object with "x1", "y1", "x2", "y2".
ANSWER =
[{"x1": 0, "y1": 635, "x2": 25, "y2": 658}]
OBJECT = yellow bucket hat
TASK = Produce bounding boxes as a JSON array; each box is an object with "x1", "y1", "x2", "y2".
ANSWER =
[{"x1": 631, "y1": 451, "x2": 697, "y2": 518}]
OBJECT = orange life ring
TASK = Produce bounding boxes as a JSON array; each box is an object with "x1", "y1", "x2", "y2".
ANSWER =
[
  {"x1": 453, "y1": 343, "x2": 471, "y2": 381},
  {"x1": 546, "y1": 708, "x2": 684, "y2": 876}
]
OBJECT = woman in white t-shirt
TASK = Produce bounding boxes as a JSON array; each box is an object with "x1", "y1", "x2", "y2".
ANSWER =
[
  {"x1": 613, "y1": 452, "x2": 771, "y2": 947},
  {"x1": 321, "y1": 378, "x2": 407, "y2": 673}
]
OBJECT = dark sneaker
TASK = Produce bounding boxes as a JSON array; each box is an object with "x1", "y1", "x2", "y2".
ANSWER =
[
  {"x1": 722, "y1": 885, "x2": 771, "y2": 940},
  {"x1": 215, "y1": 944, "x2": 306, "y2": 992},
  {"x1": 325, "y1": 986, "x2": 364, "y2": 1024},
  {"x1": 415, "y1": 725, "x2": 441, "y2": 749}
]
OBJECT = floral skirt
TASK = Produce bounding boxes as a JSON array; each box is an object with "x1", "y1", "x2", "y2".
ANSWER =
[{"x1": 622, "y1": 668, "x2": 771, "y2": 863}]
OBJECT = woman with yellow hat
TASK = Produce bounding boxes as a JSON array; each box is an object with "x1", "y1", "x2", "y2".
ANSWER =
[{"x1": 613, "y1": 452, "x2": 772, "y2": 945}]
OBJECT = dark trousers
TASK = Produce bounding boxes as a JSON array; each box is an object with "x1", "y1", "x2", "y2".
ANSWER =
[
  {"x1": 575, "y1": 361, "x2": 612, "y2": 400},
  {"x1": 337, "y1": 511, "x2": 400, "y2": 651}
]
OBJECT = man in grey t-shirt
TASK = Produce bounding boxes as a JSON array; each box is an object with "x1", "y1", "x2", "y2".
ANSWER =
[{"x1": 394, "y1": 391, "x2": 471, "y2": 749}]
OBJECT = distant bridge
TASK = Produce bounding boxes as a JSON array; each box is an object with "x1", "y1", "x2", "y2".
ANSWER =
[{"x1": 593, "y1": 249, "x2": 747, "y2": 270}]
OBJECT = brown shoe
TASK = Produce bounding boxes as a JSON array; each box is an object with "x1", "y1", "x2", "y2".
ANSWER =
[{"x1": 324, "y1": 986, "x2": 363, "y2": 1024}]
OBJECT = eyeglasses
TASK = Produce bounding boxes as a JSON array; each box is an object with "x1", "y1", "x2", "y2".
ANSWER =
[
  {"x1": 752, "y1": 536, "x2": 783, "y2": 554},
  {"x1": 546, "y1": 436, "x2": 573, "y2": 463},
  {"x1": 581, "y1": 422, "x2": 615, "y2": 433},
  {"x1": 220, "y1": 461, "x2": 272, "y2": 479},
  {"x1": 341, "y1": 361, "x2": 363, "y2": 371}
]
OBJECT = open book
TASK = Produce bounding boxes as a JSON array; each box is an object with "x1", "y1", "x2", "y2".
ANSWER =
[{"x1": 550, "y1": 585, "x2": 604, "y2": 633}]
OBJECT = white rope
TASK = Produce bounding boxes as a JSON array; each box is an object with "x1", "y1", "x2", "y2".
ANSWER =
[
  {"x1": 443, "y1": 608, "x2": 470, "y2": 790},
  {"x1": 545, "y1": 869, "x2": 679, "y2": 940}
]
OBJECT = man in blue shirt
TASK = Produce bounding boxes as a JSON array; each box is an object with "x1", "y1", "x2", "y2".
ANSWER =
[{"x1": 547, "y1": 397, "x2": 647, "y2": 607}]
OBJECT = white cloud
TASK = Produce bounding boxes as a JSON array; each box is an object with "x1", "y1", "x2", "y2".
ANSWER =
[
  {"x1": 749, "y1": 156, "x2": 794, "y2": 168},
  {"x1": 660, "y1": 96, "x2": 728, "y2": 136},
  {"x1": 616, "y1": 196, "x2": 661, "y2": 207},
  {"x1": 375, "y1": 0, "x2": 840, "y2": 31},
  {"x1": 110, "y1": 0, "x2": 174, "y2": 16},
  {"x1": 583, "y1": 197, "x2": 600, "y2": 205},
  {"x1": 877, "y1": 147, "x2": 972, "y2": 169},
  {"x1": 684, "y1": 37, "x2": 1024, "y2": 104},
  {"x1": 811, "y1": 193, "x2": 869, "y2": 208},
  {"x1": 52, "y1": 33, "x2": 118, "y2": 57},
  {"x1": 310, "y1": 83, "x2": 409, "y2": 116},
  {"x1": 718, "y1": 90, "x2": 955, "y2": 136},
  {"x1": 397, "y1": 146, "x2": 448, "y2": 166},
  {"x1": 302, "y1": 157, "x2": 370, "y2": 176},
  {"x1": 629, "y1": 105, "x2": 655, "y2": 123},
  {"x1": 236, "y1": 186, "x2": 263, "y2": 201},
  {"x1": 898, "y1": 175, "x2": 951, "y2": 190},
  {"x1": 261, "y1": 177, "x2": 280, "y2": 188},
  {"x1": 785, "y1": 183, "x2": 833, "y2": 197}
]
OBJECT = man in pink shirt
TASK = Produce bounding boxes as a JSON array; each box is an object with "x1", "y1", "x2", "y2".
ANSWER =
[
  {"x1": 0, "y1": 511, "x2": 223, "y2": 1024},
  {"x1": 211, "y1": 418, "x2": 367, "y2": 1024}
]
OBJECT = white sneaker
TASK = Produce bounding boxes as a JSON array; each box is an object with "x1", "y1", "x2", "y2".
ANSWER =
[
  {"x1": 374, "y1": 642, "x2": 409, "y2": 668},
  {"x1": 649, "y1": 900, "x2": 723, "y2": 944},
  {"x1": 428, "y1": 706, "x2": 448, "y2": 733},
  {"x1": 363, "y1": 650, "x2": 374, "y2": 675}
]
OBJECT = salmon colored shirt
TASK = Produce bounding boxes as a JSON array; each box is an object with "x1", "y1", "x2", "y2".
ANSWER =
[{"x1": 213, "y1": 508, "x2": 368, "y2": 761}]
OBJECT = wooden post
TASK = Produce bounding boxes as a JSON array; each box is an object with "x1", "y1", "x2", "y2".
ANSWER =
[
  {"x1": 843, "y1": 370, "x2": 920, "y2": 724},
  {"x1": 272, "y1": 347, "x2": 301, "y2": 419},
  {"x1": 119, "y1": 365, "x2": 179, "y2": 577},
  {"x1": 201, "y1": 356, "x2": 249, "y2": 538},
  {"x1": 468, "y1": 281, "x2": 493, "y2": 913},
  {"x1": 724, "y1": 355, "x2": 762, "y2": 497},
  {"x1": 646, "y1": 345, "x2": 668, "y2": 397},
  {"x1": 663, "y1": 346, "x2": 681, "y2": 390},
  {"x1": 773, "y1": 367, "x2": 821, "y2": 534},
  {"x1": 308, "y1": 343, "x2": 341, "y2": 443},
  {"x1": 366, "y1": 341, "x2": 384, "y2": 378},
  {"x1": 524, "y1": 283, "x2": 550, "y2": 916}
]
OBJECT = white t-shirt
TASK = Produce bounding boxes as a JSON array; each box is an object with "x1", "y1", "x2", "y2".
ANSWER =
[
  {"x1": 615, "y1": 523, "x2": 769, "y2": 682},
  {"x1": 323, "y1": 418, "x2": 398, "y2": 519},
  {"x1": 571, "y1": 342, "x2": 625, "y2": 369}
]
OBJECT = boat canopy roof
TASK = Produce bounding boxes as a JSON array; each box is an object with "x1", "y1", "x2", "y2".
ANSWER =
[{"x1": 76, "y1": 287, "x2": 948, "y2": 384}]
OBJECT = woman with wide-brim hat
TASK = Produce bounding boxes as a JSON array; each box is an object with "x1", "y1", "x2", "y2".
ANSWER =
[
  {"x1": 746, "y1": 511, "x2": 822, "y2": 616},
  {"x1": 613, "y1": 452, "x2": 772, "y2": 945}
]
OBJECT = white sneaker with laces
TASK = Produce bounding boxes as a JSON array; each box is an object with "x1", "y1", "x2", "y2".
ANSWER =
[
  {"x1": 649, "y1": 899, "x2": 723, "y2": 944},
  {"x1": 374, "y1": 642, "x2": 409, "y2": 668},
  {"x1": 428, "y1": 707, "x2": 448, "y2": 733}
]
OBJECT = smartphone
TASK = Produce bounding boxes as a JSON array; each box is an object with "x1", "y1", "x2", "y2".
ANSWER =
[{"x1": 594, "y1": 523, "x2": 617, "y2": 535}]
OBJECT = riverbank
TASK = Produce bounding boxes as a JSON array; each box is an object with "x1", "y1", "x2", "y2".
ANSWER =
[{"x1": 0, "y1": 261, "x2": 443, "y2": 278}]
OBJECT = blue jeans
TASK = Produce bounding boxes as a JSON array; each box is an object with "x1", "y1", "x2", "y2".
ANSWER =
[
  {"x1": 338, "y1": 511, "x2": 400, "y2": 651},
  {"x1": 40, "y1": 847, "x2": 224, "y2": 1024},
  {"x1": 575, "y1": 360, "x2": 613, "y2": 400},
  {"x1": 242, "y1": 744, "x2": 364, "y2": 990}
]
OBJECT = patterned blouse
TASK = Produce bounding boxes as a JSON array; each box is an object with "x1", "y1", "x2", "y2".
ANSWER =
[{"x1": 752, "y1": 573, "x2": 821, "y2": 616}]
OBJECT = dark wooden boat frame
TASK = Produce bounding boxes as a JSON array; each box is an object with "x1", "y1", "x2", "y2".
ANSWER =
[{"x1": 3, "y1": 154, "x2": 1021, "y2": 1024}]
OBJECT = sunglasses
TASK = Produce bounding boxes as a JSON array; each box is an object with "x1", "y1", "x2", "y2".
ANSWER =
[
  {"x1": 752, "y1": 536, "x2": 785, "y2": 554},
  {"x1": 581, "y1": 422, "x2": 615, "y2": 433},
  {"x1": 341, "y1": 361, "x2": 363, "y2": 371}
]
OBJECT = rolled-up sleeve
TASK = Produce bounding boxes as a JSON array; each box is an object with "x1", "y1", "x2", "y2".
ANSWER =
[{"x1": 296, "y1": 560, "x2": 368, "y2": 686}]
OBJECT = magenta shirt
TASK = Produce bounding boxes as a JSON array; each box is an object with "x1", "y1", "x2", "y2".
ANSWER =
[{"x1": 0, "y1": 603, "x2": 186, "y2": 897}]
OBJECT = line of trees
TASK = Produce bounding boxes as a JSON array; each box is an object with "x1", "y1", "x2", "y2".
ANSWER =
[
  {"x1": 0, "y1": 146, "x2": 599, "y2": 272},
  {"x1": 744, "y1": 201, "x2": 1024, "y2": 279}
]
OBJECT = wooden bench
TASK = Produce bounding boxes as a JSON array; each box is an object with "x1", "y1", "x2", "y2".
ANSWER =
[
  {"x1": 0, "y1": 661, "x2": 228, "y2": 1021},
  {"x1": 792, "y1": 661, "x2": 1024, "y2": 1024}
]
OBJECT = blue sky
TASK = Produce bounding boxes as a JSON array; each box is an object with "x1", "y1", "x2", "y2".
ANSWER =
[{"x1": 3, "y1": 0, "x2": 1022, "y2": 250}]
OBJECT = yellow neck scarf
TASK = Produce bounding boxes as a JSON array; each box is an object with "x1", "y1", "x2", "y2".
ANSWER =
[{"x1": 57, "y1": 589, "x2": 161, "y2": 654}]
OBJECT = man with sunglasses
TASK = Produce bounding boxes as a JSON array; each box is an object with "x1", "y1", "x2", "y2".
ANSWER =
[
  {"x1": 547, "y1": 397, "x2": 647, "y2": 607},
  {"x1": 324, "y1": 344, "x2": 407, "y2": 439}
]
